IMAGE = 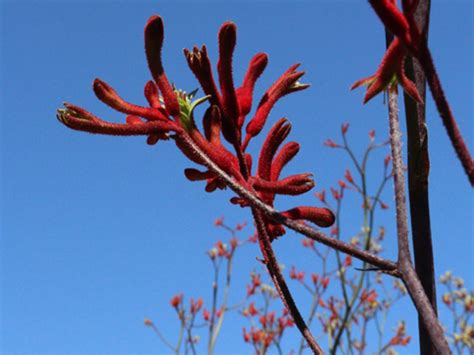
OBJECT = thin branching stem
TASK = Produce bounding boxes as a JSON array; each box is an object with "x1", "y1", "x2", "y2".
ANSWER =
[{"x1": 175, "y1": 134, "x2": 400, "y2": 276}]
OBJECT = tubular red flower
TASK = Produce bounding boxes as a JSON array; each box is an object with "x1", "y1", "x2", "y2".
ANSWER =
[
  {"x1": 184, "y1": 168, "x2": 214, "y2": 181},
  {"x1": 270, "y1": 141, "x2": 300, "y2": 182},
  {"x1": 57, "y1": 103, "x2": 179, "y2": 136},
  {"x1": 205, "y1": 176, "x2": 226, "y2": 192},
  {"x1": 281, "y1": 206, "x2": 335, "y2": 228},
  {"x1": 93, "y1": 79, "x2": 169, "y2": 121},
  {"x1": 217, "y1": 22, "x2": 240, "y2": 144},
  {"x1": 184, "y1": 45, "x2": 221, "y2": 106},
  {"x1": 144, "y1": 80, "x2": 161, "y2": 109},
  {"x1": 144, "y1": 15, "x2": 180, "y2": 117},
  {"x1": 236, "y1": 53, "x2": 269, "y2": 124},
  {"x1": 202, "y1": 105, "x2": 222, "y2": 145},
  {"x1": 257, "y1": 118, "x2": 292, "y2": 181},
  {"x1": 252, "y1": 174, "x2": 315, "y2": 196},
  {"x1": 245, "y1": 64, "x2": 308, "y2": 139}
]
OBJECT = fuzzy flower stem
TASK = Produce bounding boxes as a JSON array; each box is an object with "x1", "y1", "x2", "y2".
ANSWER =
[
  {"x1": 251, "y1": 208, "x2": 323, "y2": 355},
  {"x1": 387, "y1": 88, "x2": 451, "y2": 354},
  {"x1": 417, "y1": 42, "x2": 474, "y2": 185}
]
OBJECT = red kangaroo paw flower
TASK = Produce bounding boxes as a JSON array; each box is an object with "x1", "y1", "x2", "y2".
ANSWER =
[
  {"x1": 185, "y1": 167, "x2": 226, "y2": 192},
  {"x1": 184, "y1": 45, "x2": 221, "y2": 106},
  {"x1": 144, "y1": 80, "x2": 162, "y2": 109},
  {"x1": 217, "y1": 22, "x2": 240, "y2": 144},
  {"x1": 144, "y1": 15, "x2": 180, "y2": 118},
  {"x1": 93, "y1": 79, "x2": 169, "y2": 121},
  {"x1": 57, "y1": 103, "x2": 179, "y2": 136},
  {"x1": 281, "y1": 206, "x2": 335, "y2": 228},
  {"x1": 236, "y1": 53, "x2": 268, "y2": 125},
  {"x1": 351, "y1": 38, "x2": 422, "y2": 104},
  {"x1": 245, "y1": 64, "x2": 308, "y2": 140},
  {"x1": 257, "y1": 118, "x2": 292, "y2": 181},
  {"x1": 252, "y1": 174, "x2": 315, "y2": 196},
  {"x1": 270, "y1": 141, "x2": 300, "y2": 182},
  {"x1": 202, "y1": 105, "x2": 222, "y2": 145},
  {"x1": 184, "y1": 168, "x2": 214, "y2": 181},
  {"x1": 205, "y1": 176, "x2": 226, "y2": 193}
]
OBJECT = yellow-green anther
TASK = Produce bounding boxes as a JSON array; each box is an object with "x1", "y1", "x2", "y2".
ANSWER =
[{"x1": 174, "y1": 89, "x2": 211, "y2": 131}]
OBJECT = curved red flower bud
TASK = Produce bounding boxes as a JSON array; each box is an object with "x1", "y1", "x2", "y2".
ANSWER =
[
  {"x1": 57, "y1": 103, "x2": 179, "y2": 136},
  {"x1": 270, "y1": 141, "x2": 300, "y2": 181},
  {"x1": 245, "y1": 64, "x2": 308, "y2": 139},
  {"x1": 281, "y1": 206, "x2": 335, "y2": 227},
  {"x1": 252, "y1": 174, "x2": 314, "y2": 196},
  {"x1": 144, "y1": 80, "x2": 161, "y2": 109},
  {"x1": 202, "y1": 105, "x2": 222, "y2": 145},
  {"x1": 257, "y1": 118, "x2": 291, "y2": 181},
  {"x1": 205, "y1": 177, "x2": 226, "y2": 192},
  {"x1": 144, "y1": 15, "x2": 180, "y2": 117},
  {"x1": 93, "y1": 79, "x2": 169, "y2": 121},
  {"x1": 184, "y1": 168, "x2": 214, "y2": 181},
  {"x1": 236, "y1": 53, "x2": 268, "y2": 123},
  {"x1": 217, "y1": 22, "x2": 240, "y2": 144}
]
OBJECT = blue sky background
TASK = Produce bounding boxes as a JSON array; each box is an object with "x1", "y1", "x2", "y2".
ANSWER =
[{"x1": 1, "y1": 1, "x2": 472, "y2": 354}]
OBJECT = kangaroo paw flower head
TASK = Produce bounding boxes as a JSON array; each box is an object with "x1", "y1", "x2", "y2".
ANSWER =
[{"x1": 351, "y1": 38, "x2": 422, "y2": 104}]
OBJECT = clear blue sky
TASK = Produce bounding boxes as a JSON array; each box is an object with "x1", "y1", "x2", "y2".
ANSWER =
[{"x1": 1, "y1": 1, "x2": 472, "y2": 354}]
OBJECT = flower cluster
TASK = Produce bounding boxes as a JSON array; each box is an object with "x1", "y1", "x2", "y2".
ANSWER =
[
  {"x1": 57, "y1": 15, "x2": 335, "y2": 241},
  {"x1": 440, "y1": 271, "x2": 474, "y2": 351},
  {"x1": 351, "y1": 0, "x2": 423, "y2": 103},
  {"x1": 242, "y1": 308, "x2": 294, "y2": 354},
  {"x1": 241, "y1": 274, "x2": 294, "y2": 353}
]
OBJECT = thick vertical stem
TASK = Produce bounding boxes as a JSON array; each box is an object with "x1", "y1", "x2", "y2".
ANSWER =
[
  {"x1": 400, "y1": 1, "x2": 438, "y2": 353},
  {"x1": 387, "y1": 89, "x2": 451, "y2": 354}
]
